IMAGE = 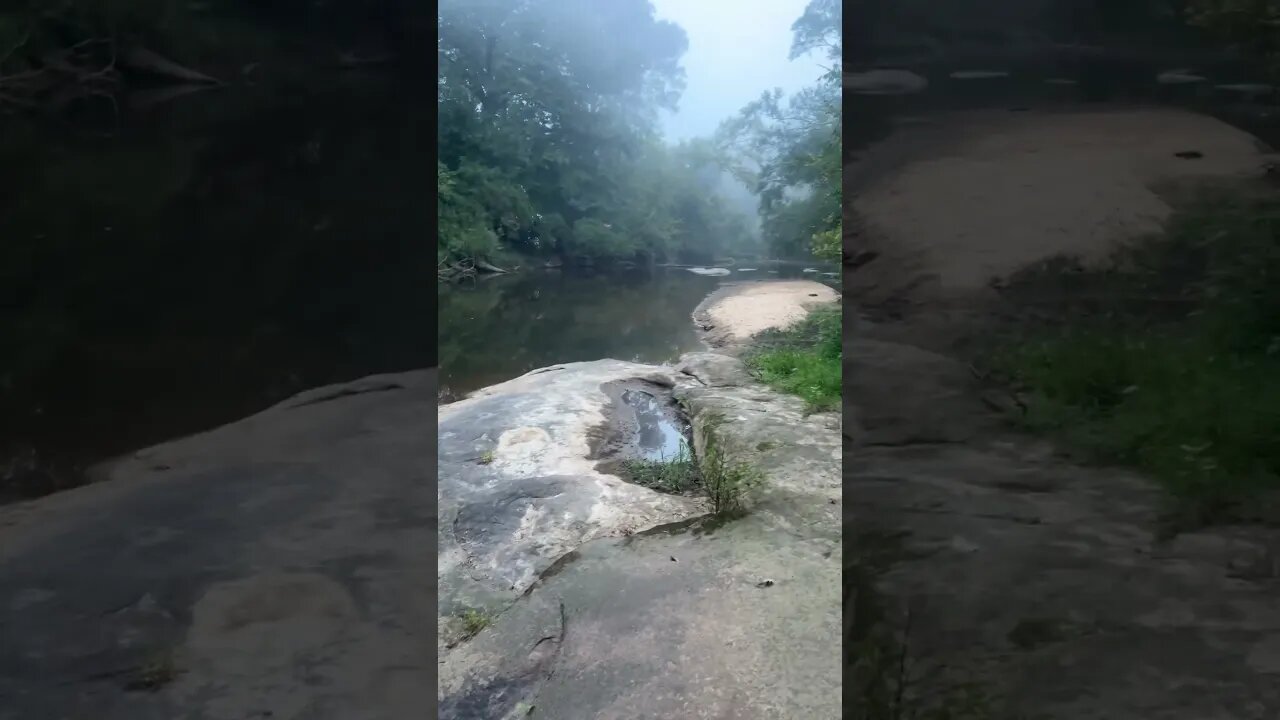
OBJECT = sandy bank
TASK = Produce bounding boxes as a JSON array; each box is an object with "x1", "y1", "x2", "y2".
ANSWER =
[
  {"x1": 852, "y1": 107, "x2": 1268, "y2": 297},
  {"x1": 696, "y1": 280, "x2": 838, "y2": 347},
  {"x1": 845, "y1": 106, "x2": 1280, "y2": 718}
]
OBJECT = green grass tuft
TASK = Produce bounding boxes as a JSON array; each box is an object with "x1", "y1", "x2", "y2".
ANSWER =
[
  {"x1": 459, "y1": 607, "x2": 491, "y2": 637},
  {"x1": 622, "y1": 441, "x2": 698, "y2": 493},
  {"x1": 747, "y1": 304, "x2": 841, "y2": 410}
]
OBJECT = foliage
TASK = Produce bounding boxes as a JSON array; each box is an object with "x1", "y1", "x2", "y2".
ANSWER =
[
  {"x1": 436, "y1": 0, "x2": 758, "y2": 265},
  {"x1": 622, "y1": 441, "x2": 698, "y2": 493},
  {"x1": 622, "y1": 423, "x2": 762, "y2": 514},
  {"x1": 458, "y1": 607, "x2": 491, "y2": 637},
  {"x1": 1187, "y1": 0, "x2": 1280, "y2": 73},
  {"x1": 789, "y1": 0, "x2": 842, "y2": 61},
  {"x1": 992, "y1": 189, "x2": 1280, "y2": 528},
  {"x1": 747, "y1": 305, "x2": 842, "y2": 410},
  {"x1": 717, "y1": 0, "x2": 841, "y2": 260},
  {"x1": 697, "y1": 413, "x2": 765, "y2": 517}
]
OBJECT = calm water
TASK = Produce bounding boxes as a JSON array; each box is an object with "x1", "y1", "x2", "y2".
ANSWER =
[
  {"x1": 846, "y1": 52, "x2": 1280, "y2": 155},
  {"x1": 438, "y1": 265, "x2": 834, "y2": 397},
  {"x1": 1, "y1": 79, "x2": 433, "y2": 499}
]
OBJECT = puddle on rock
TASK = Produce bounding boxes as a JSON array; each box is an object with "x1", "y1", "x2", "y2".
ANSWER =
[{"x1": 620, "y1": 389, "x2": 685, "y2": 461}]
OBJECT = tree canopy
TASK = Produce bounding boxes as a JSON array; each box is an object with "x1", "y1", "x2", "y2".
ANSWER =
[
  {"x1": 437, "y1": 0, "x2": 765, "y2": 268},
  {"x1": 440, "y1": 0, "x2": 839, "y2": 267},
  {"x1": 716, "y1": 0, "x2": 841, "y2": 261}
]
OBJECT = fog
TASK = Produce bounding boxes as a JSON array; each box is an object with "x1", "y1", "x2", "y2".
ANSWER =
[{"x1": 650, "y1": 0, "x2": 831, "y2": 141}]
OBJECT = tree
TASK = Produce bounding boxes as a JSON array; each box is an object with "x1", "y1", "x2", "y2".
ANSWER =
[
  {"x1": 437, "y1": 0, "x2": 759, "y2": 269},
  {"x1": 717, "y1": 0, "x2": 841, "y2": 261},
  {"x1": 1187, "y1": 0, "x2": 1280, "y2": 74}
]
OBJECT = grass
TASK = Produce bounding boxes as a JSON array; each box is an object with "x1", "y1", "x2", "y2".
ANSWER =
[
  {"x1": 478, "y1": 450, "x2": 495, "y2": 465},
  {"x1": 621, "y1": 417, "x2": 764, "y2": 516},
  {"x1": 990, "y1": 186, "x2": 1280, "y2": 528},
  {"x1": 459, "y1": 607, "x2": 491, "y2": 637},
  {"x1": 746, "y1": 304, "x2": 841, "y2": 411},
  {"x1": 622, "y1": 441, "x2": 699, "y2": 493}
]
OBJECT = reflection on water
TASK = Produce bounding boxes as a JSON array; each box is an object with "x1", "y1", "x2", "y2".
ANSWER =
[
  {"x1": 1, "y1": 83, "x2": 433, "y2": 499},
  {"x1": 439, "y1": 270, "x2": 717, "y2": 397},
  {"x1": 439, "y1": 264, "x2": 828, "y2": 397},
  {"x1": 621, "y1": 388, "x2": 685, "y2": 461}
]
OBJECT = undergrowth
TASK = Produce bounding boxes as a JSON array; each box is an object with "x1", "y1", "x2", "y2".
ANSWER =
[
  {"x1": 747, "y1": 304, "x2": 841, "y2": 410},
  {"x1": 991, "y1": 186, "x2": 1280, "y2": 528},
  {"x1": 623, "y1": 415, "x2": 764, "y2": 516},
  {"x1": 697, "y1": 412, "x2": 764, "y2": 517},
  {"x1": 622, "y1": 441, "x2": 699, "y2": 493}
]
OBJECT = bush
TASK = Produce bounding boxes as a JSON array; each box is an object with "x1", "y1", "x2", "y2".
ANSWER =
[{"x1": 697, "y1": 413, "x2": 764, "y2": 517}]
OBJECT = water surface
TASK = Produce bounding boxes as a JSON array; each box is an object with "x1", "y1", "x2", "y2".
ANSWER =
[
  {"x1": 438, "y1": 265, "x2": 828, "y2": 397},
  {"x1": 1, "y1": 80, "x2": 432, "y2": 499}
]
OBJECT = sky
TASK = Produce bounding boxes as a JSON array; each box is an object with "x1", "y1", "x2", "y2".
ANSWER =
[{"x1": 649, "y1": 0, "x2": 830, "y2": 141}]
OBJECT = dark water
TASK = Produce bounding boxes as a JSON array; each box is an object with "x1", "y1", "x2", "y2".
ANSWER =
[
  {"x1": 845, "y1": 50, "x2": 1280, "y2": 203},
  {"x1": 1, "y1": 79, "x2": 433, "y2": 499},
  {"x1": 847, "y1": 51, "x2": 1280, "y2": 153},
  {"x1": 438, "y1": 264, "x2": 834, "y2": 397}
]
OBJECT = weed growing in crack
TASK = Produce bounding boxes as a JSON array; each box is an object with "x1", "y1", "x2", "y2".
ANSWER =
[
  {"x1": 459, "y1": 607, "x2": 491, "y2": 637},
  {"x1": 697, "y1": 412, "x2": 764, "y2": 517}
]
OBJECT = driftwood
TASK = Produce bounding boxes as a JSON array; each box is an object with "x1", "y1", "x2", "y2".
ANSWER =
[{"x1": 474, "y1": 259, "x2": 509, "y2": 274}]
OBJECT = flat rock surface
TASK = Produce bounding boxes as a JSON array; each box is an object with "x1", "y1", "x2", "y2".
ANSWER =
[
  {"x1": 0, "y1": 371, "x2": 437, "y2": 720},
  {"x1": 438, "y1": 353, "x2": 841, "y2": 719},
  {"x1": 437, "y1": 360, "x2": 706, "y2": 645}
]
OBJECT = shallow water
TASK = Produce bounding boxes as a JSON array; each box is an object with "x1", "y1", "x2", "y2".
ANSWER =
[{"x1": 620, "y1": 389, "x2": 685, "y2": 461}]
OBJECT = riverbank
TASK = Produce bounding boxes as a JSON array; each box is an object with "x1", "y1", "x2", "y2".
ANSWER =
[
  {"x1": 847, "y1": 106, "x2": 1280, "y2": 717},
  {"x1": 985, "y1": 181, "x2": 1280, "y2": 531},
  {"x1": 439, "y1": 280, "x2": 841, "y2": 718},
  {"x1": 696, "y1": 279, "x2": 841, "y2": 410}
]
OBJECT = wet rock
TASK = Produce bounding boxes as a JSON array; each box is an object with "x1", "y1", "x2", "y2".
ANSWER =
[
  {"x1": 950, "y1": 70, "x2": 1010, "y2": 80},
  {"x1": 845, "y1": 69, "x2": 928, "y2": 95},
  {"x1": 1157, "y1": 70, "x2": 1207, "y2": 85}
]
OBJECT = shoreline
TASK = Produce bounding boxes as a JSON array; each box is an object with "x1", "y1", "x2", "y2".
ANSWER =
[{"x1": 693, "y1": 279, "x2": 840, "y2": 352}]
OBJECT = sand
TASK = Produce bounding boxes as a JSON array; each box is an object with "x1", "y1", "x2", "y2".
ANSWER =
[
  {"x1": 851, "y1": 107, "x2": 1267, "y2": 294},
  {"x1": 699, "y1": 280, "x2": 838, "y2": 343}
]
